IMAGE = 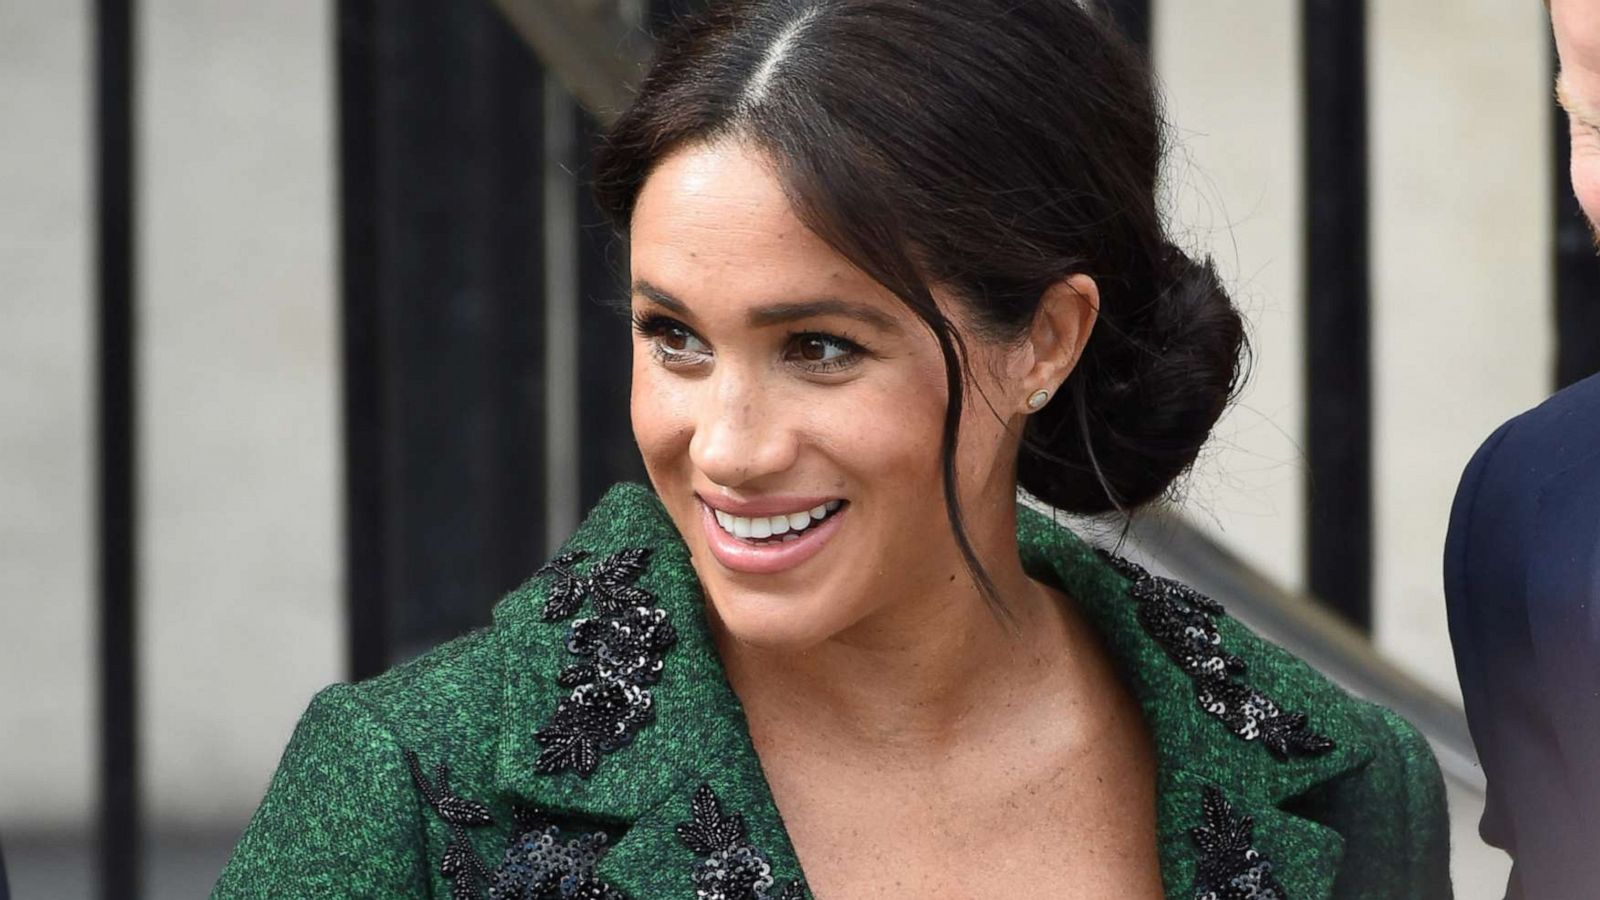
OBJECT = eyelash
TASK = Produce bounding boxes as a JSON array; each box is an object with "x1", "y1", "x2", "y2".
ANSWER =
[{"x1": 630, "y1": 312, "x2": 867, "y2": 375}]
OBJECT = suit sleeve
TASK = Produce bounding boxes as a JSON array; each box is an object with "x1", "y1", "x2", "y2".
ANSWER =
[
  {"x1": 212, "y1": 684, "x2": 431, "y2": 898},
  {"x1": 1378, "y1": 707, "x2": 1453, "y2": 900},
  {"x1": 1441, "y1": 418, "x2": 1525, "y2": 866}
]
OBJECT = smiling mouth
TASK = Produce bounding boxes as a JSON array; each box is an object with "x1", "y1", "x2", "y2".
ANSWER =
[{"x1": 710, "y1": 500, "x2": 846, "y2": 544}]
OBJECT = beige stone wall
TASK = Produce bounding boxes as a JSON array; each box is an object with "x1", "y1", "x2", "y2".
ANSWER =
[
  {"x1": 0, "y1": 0, "x2": 95, "y2": 833},
  {"x1": 0, "y1": 0, "x2": 342, "y2": 832},
  {"x1": 139, "y1": 0, "x2": 342, "y2": 826},
  {"x1": 1156, "y1": 0, "x2": 1307, "y2": 596},
  {"x1": 1369, "y1": 0, "x2": 1553, "y2": 701}
]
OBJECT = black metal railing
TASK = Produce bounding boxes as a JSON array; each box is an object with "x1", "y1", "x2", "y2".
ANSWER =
[
  {"x1": 335, "y1": 0, "x2": 390, "y2": 684},
  {"x1": 94, "y1": 0, "x2": 141, "y2": 897},
  {"x1": 335, "y1": 0, "x2": 560, "y2": 675},
  {"x1": 1303, "y1": 0, "x2": 1374, "y2": 632}
]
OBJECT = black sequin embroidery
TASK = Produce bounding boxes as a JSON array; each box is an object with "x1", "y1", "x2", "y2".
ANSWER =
[
  {"x1": 1191, "y1": 787, "x2": 1288, "y2": 900},
  {"x1": 532, "y1": 548, "x2": 678, "y2": 777},
  {"x1": 489, "y1": 808, "x2": 628, "y2": 900},
  {"x1": 1105, "y1": 555, "x2": 1335, "y2": 758},
  {"x1": 406, "y1": 750, "x2": 626, "y2": 900},
  {"x1": 407, "y1": 750, "x2": 495, "y2": 900},
  {"x1": 675, "y1": 785, "x2": 807, "y2": 900}
]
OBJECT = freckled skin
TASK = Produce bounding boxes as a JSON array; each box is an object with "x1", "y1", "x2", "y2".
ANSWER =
[
  {"x1": 627, "y1": 140, "x2": 1163, "y2": 898},
  {"x1": 1553, "y1": 0, "x2": 1600, "y2": 231},
  {"x1": 628, "y1": 139, "x2": 1034, "y2": 652}
]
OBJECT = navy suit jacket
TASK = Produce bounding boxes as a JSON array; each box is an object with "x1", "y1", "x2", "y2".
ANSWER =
[{"x1": 1444, "y1": 371, "x2": 1600, "y2": 899}]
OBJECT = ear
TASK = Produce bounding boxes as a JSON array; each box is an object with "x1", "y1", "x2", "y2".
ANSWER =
[{"x1": 1019, "y1": 274, "x2": 1099, "y2": 408}]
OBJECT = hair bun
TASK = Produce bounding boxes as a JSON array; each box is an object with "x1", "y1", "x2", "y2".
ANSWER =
[{"x1": 1017, "y1": 245, "x2": 1247, "y2": 514}]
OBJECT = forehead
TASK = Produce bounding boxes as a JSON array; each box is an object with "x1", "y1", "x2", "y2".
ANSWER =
[{"x1": 629, "y1": 140, "x2": 872, "y2": 298}]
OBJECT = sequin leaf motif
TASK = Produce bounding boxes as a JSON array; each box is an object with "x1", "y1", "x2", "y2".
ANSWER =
[
  {"x1": 536, "y1": 548, "x2": 655, "y2": 621},
  {"x1": 535, "y1": 681, "x2": 648, "y2": 777},
  {"x1": 406, "y1": 750, "x2": 495, "y2": 900},
  {"x1": 1104, "y1": 555, "x2": 1336, "y2": 759},
  {"x1": 533, "y1": 546, "x2": 678, "y2": 777},
  {"x1": 537, "y1": 550, "x2": 592, "y2": 622},
  {"x1": 676, "y1": 784, "x2": 807, "y2": 900},
  {"x1": 1190, "y1": 787, "x2": 1287, "y2": 900},
  {"x1": 406, "y1": 750, "x2": 627, "y2": 900}
]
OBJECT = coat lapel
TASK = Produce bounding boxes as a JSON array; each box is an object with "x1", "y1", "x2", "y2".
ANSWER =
[
  {"x1": 1016, "y1": 504, "x2": 1374, "y2": 899},
  {"x1": 492, "y1": 483, "x2": 807, "y2": 897},
  {"x1": 490, "y1": 484, "x2": 1376, "y2": 899}
]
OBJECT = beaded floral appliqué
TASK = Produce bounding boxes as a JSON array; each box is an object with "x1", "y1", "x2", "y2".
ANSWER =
[
  {"x1": 1105, "y1": 555, "x2": 1335, "y2": 758},
  {"x1": 1191, "y1": 787, "x2": 1287, "y2": 900},
  {"x1": 531, "y1": 547, "x2": 678, "y2": 777},
  {"x1": 675, "y1": 784, "x2": 807, "y2": 900},
  {"x1": 406, "y1": 750, "x2": 626, "y2": 900}
]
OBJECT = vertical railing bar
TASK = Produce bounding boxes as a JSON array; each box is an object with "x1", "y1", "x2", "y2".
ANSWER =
[
  {"x1": 543, "y1": 77, "x2": 581, "y2": 552},
  {"x1": 574, "y1": 107, "x2": 647, "y2": 507},
  {"x1": 1302, "y1": 0, "x2": 1374, "y2": 631},
  {"x1": 337, "y1": 0, "x2": 392, "y2": 680},
  {"x1": 94, "y1": 0, "x2": 142, "y2": 896}
]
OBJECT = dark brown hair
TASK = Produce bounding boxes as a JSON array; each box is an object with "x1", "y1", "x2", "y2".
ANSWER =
[{"x1": 595, "y1": 0, "x2": 1246, "y2": 609}]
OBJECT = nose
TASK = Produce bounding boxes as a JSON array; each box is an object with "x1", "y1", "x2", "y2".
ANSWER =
[{"x1": 688, "y1": 370, "x2": 799, "y2": 488}]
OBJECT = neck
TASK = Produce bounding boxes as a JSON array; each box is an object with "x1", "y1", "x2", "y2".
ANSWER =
[{"x1": 713, "y1": 508, "x2": 1073, "y2": 753}]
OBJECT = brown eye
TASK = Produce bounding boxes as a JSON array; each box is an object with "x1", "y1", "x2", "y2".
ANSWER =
[
  {"x1": 796, "y1": 336, "x2": 830, "y2": 362},
  {"x1": 785, "y1": 332, "x2": 860, "y2": 371},
  {"x1": 662, "y1": 326, "x2": 693, "y2": 352}
]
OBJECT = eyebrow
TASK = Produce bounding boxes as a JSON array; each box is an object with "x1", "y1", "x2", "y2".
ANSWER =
[{"x1": 632, "y1": 279, "x2": 903, "y2": 333}]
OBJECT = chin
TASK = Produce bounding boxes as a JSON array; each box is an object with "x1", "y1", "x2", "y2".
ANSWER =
[{"x1": 694, "y1": 573, "x2": 855, "y2": 652}]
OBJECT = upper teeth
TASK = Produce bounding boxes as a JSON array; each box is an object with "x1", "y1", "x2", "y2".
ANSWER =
[{"x1": 714, "y1": 500, "x2": 842, "y2": 540}]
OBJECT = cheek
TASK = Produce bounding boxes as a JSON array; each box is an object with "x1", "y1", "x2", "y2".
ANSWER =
[
  {"x1": 954, "y1": 399, "x2": 1015, "y2": 483},
  {"x1": 630, "y1": 354, "x2": 694, "y2": 476},
  {"x1": 862, "y1": 388, "x2": 1008, "y2": 497},
  {"x1": 950, "y1": 356, "x2": 1029, "y2": 492},
  {"x1": 830, "y1": 369, "x2": 949, "y2": 485}
]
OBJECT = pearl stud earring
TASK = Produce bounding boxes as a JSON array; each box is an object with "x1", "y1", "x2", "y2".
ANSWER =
[{"x1": 1026, "y1": 389, "x2": 1050, "y2": 411}]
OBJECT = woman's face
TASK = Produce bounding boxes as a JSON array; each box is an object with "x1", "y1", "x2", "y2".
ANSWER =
[{"x1": 628, "y1": 139, "x2": 1037, "y2": 650}]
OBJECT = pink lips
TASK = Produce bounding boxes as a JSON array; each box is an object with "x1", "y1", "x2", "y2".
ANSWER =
[{"x1": 697, "y1": 496, "x2": 847, "y2": 575}]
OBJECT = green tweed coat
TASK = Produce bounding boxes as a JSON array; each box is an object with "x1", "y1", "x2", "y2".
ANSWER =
[{"x1": 213, "y1": 483, "x2": 1452, "y2": 899}]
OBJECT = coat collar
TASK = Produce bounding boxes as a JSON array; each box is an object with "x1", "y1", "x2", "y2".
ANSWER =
[
  {"x1": 492, "y1": 483, "x2": 802, "y2": 896},
  {"x1": 491, "y1": 483, "x2": 1374, "y2": 898},
  {"x1": 1014, "y1": 505, "x2": 1373, "y2": 897}
]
